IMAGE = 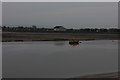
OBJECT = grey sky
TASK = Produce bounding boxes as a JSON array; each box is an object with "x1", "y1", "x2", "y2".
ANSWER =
[
  {"x1": 2, "y1": 0, "x2": 119, "y2": 2},
  {"x1": 0, "y1": 6, "x2": 1, "y2": 25},
  {"x1": 2, "y1": 2, "x2": 118, "y2": 28}
]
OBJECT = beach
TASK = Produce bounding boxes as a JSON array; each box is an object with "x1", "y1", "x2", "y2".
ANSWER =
[{"x1": 80, "y1": 72, "x2": 119, "y2": 78}]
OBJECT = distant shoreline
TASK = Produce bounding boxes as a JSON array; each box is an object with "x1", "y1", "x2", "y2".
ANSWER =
[{"x1": 2, "y1": 32, "x2": 120, "y2": 42}]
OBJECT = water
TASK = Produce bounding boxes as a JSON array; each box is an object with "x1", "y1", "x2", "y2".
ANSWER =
[{"x1": 2, "y1": 40, "x2": 118, "y2": 78}]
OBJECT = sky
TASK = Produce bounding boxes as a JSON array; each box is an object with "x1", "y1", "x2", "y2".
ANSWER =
[
  {"x1": 1, "y1": 0, "x2": 120, "y2": 2},
  {"x1": 0, "y1": 2, "x2": 1, "y2": 80},
  {"x1": 2, "y1": 2, "x2": 118, "y2": 29},
  {"x1": 0, "y1": 2, "x2": 1, "y2": 26}
]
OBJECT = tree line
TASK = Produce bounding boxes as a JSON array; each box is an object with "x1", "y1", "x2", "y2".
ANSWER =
[{"x1": 1, "y1": 26, "x2": 120, "y2": 34}]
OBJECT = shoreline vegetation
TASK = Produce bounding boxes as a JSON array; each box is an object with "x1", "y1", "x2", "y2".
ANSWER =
[{"x1": 1, "y1": 26, "x2": 120, "y2": 42}]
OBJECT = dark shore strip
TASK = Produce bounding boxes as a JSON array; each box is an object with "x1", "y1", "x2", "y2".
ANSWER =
[
  {"x1": 2, "y1": 39, "x2": 96, "y2": 42},
  {"x1": 2, "y1": 32, "x2": 120, "y2": 42}
]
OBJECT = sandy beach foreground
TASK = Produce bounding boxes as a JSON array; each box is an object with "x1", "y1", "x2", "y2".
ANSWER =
[
  {"x1": 66, "y1": 72, "x2": 119, "y2": 79},
  {"x1": 80, "y1": 72, "x2": 119, "y2": 78}
]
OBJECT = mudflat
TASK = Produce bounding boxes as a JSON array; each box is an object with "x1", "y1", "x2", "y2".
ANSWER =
[{"x1": 2, "y1": 32, "x2": 120, "y2": 42}]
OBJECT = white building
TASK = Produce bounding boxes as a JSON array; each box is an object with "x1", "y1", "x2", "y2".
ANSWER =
[{"x1": 54, "y1": 26, "x2": 66, "y2": 31}]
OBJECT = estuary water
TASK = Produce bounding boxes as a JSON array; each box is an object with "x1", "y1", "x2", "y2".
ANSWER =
[{"x1": 2, "y1": 40, "x2": 118, "y2": 78}]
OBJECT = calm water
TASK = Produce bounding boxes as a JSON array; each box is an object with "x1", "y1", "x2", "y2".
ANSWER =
[{"x1": 2, "y1": 40, "x2": 118, "y2": 78}]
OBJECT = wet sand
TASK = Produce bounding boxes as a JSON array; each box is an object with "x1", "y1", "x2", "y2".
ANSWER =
[
  {"x1": 80, "y1": 72, "x2": 119, "y2": 78},
  {"x1": 66, "y1": 72, "x2": 119, "y2": 79}
]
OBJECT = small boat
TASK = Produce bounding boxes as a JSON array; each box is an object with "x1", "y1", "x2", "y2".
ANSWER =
[{"x1": 69, "y1": 40, "x2": 79, "y2": 44}]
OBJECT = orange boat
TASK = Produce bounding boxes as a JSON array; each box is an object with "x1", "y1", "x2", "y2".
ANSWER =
[{"x1": 69, "y1": 40, "x2": 79, "y2": 44}]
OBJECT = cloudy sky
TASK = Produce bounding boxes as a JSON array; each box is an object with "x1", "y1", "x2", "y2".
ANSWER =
[
  {"x1": 0, "y1": 2, "x2": 1, "y2": 26},
  {"x1": 2, "y1": 0, "x2": 119, "y2": 2},
  {"x1": 2, "y1": 2, "x2": 118, "y2": 28}
]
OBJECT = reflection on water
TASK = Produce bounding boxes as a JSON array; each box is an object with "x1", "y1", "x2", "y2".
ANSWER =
[
  {"x1": 2, "y1": 40, "x2": 118, "y2": 78},
  {"x1": 69, "y1": 42, "x2": 79, "y2": 46},
  {"x1": 69, "y1": 43, "x2": 79, "y2": 46},
  {"x1": 54, "y1": 41, "x2": 66, "y2": 46}
]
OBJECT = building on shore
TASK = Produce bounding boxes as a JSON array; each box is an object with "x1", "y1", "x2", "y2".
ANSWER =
[{"x1": 54, "y1": 26, "x2": 66, "y2": 31}]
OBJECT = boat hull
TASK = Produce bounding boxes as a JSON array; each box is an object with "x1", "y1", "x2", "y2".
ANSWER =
[{"x1": 69, "y1": 42, "x2": 79, "y2": 44}]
